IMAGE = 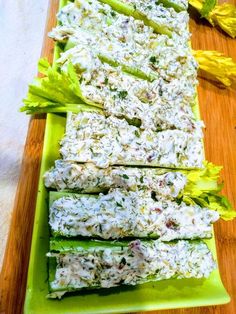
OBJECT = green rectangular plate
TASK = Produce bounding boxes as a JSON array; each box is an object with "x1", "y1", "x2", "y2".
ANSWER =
[{"x1": 24, "y1": 0, "x2": 230, "y2": 312}]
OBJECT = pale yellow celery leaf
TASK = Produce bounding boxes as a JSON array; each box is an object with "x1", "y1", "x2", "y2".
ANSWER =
[
  {"x1": 188, "y1": 0, "x2": 204, "y2": 12},
  {"x1": 189, "y1": 0, "x2": 236, "y2": 38},
  {"x1": 193, "y1": 50, "x2": 236, "y2": 86},
  {"x1": 208, "y1": 3, "x2": 236, "y2": 38}
]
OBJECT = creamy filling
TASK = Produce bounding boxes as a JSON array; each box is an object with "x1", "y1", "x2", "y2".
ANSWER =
[
  {"x1": 49, "y1": 0, "x2": 198, "y2": 131},
  {"x1": 123, "y1": 0, "x2": 188, "y2": 15},
  {"x1": 44, "y1": 160, "x2": 187, "y2": 195},
  {"x1": 48, "y1": 0, "x2": 199, "y2": 133},
  {"x1": 54, "y1": 0, "x2": 189, "y2": 38},
  {"x1": 45, "y1": 0, "x2": 215, "y2": 299},
  {"x1": 49, "y1": 189, "x2": 219, "y2": 240},
  {"x1": 53, "y1": 27, "x2": 197, "y2": 84},
  {"x1": 49, "y1": 0, "x2": 196, "y2": 83},
  {"x1": 60, "y1": 112, "x2": 204, "y2": 168},
  {"x1": 56, "y1": 46, "x2": 198, "y2": 131},
  {"x1": 48, "y1": 239, "x2": 216, "y2": 294}
]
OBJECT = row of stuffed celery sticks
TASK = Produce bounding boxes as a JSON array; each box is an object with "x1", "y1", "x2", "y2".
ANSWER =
[
  {"x1": 46, "y1": 157, "x2": 235, "y2": 298},
  {"x1": 21, "y1": 0, "x2": 236, "y2": 298},
  {"x1": 44, "y1": 93, "x2": 235, "y2": 297}
]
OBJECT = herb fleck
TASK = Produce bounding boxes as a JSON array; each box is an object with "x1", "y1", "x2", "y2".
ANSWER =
[
  {"x1": 104, "y1": 77, "x2": 108, "y2": 85},
  {"x1": 118, "y1": 90, "x2": 128, "y2": 99},
  {"x1": 122, "y1": 174, "x2": 129, "y2": 179},
  {"x1": 118, "y1": 257, "x2": 126, "y2": 269},
  {"x1": 149, "y1": 56, "x2": 157, "y2": 64}
]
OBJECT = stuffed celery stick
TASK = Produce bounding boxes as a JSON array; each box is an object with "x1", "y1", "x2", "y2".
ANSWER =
[
  {"x1": 58, "y1": 48, "x2": 198, "y2": 131},
  {"x1": 51, "y1": 0, "x2": 189, "y2": 40},
  {"x1": 49, "y1": 189, "x2": 219, "y2": 240},
  {"x1": 50, "y1": 3, "x2": 187, "y2": 48},
  {"x1": 51, "y1": 30, "x2": 196, "y2": 86},
  {"x1": 97, "y1": 0, "x2": 182, "y2": 34},
  {"x1": 57, "y1": 37, "x2": 198, "y2": 89},
  {"x1": 123, "y1": 0, "x2": 188, "y2": 12},
  {"x1": 114, "y1": 0, "x2": 187, "y2": 15},
  {"x1": 65, "y1": 0, "x2": 173, "y2": 36},
  {"x1": 44, "y1": 161, "x2": 236, "y2": 220},
  {"x1": 44, "y1": 161, "x2": 188, "y2": 194},
  {"x1": 49, "y1": 0, "x2": 195, "y2": 80},
  {"x1": 60, "y1": 111, "x2": 204, "y2": 169},
  {"x1": 22, "y1": 57, "x2": 199, "y2": 133},
  {"x1": 47, "y1": 238, "x2": 216, "y2": 298}
]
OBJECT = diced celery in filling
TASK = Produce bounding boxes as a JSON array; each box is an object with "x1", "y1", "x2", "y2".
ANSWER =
[
  {"x1": 44, "y1": 160, "x2": 187, "y2": 195},
  {"x1": 49, "y1": 189, "x2": 219, "y2": 240},
  {"x1": 47, "y1": 240, "x2": 216, "y2": 295},
  {"x1": 60, "y1": 112, "x2": 204, "y2": 168}
]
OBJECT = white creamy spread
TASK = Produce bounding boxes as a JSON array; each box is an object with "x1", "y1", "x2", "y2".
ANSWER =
[
  {"x1": 52, "y1": 24, "x2": 196, "y2": 83},
  {"x1": 48, "y1": 0, "x2": 199, "y2": 132},
  {"x1": 48, "y1": 239, "x2": 216, "y2": 293},
  {"x1": 49, "y1": 0, "x2": 196, "y2": 80},
  {"x1": 54, "y1": 0, "x2": 189, "y2": 38},
  {"x1": 56, "y1": 33, "x2": 197, "y2": 87},
  {"x1": 123, "y1": 0, "x2": 188, "y2": 17},
  {"x1": 49, "y1": 189, "x2": 219, "y2": 240},
  {"x1": 60, "y1": 112, "x2": 204, "y2": 168},
  {"x1": 44, "y1": 160, "x2": 187, "y2": 195},
  {"x1": 45, "y1": 0, "x2": 216, "y2": 297},
  {"x1": 56, "y1": 45, "x2": 199, "y2": 131},
  {"x1": 48, "y1": 0, "x2": 200, "y2": 132}
]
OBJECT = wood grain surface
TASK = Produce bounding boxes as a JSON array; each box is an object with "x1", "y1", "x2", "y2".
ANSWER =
[
  {"x1": 0, "y1": 1, "x2": 58, "y2": 313},
  {"x1": 0, "y1": 0, "x2": 236, "y2": 313}
]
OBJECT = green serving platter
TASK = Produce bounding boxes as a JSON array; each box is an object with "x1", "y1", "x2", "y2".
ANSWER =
[{"x1": 24, "y1": 0, "x2": 230, "y2": 312}]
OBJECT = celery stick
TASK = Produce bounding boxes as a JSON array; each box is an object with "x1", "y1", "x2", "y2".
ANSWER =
[
  {"x1": 98, "y1": 0, "x2": 172, "y2": 36},
  {"x1": 47, "y1": 238, "x2": 216, "y2": 298}
]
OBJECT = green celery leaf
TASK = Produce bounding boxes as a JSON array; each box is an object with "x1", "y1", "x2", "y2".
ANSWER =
[
  {"x1": 200, "y1": 0, "x2": 217, "y2": 18},
  {"x1": 21, "y1": 58, "x2": 103, "y2": 114},
  {"x1": 181, "y1": 161, "x2": 236, "y2": 220}
]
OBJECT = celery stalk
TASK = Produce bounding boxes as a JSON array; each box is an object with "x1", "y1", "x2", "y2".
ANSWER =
[
  {"x1": 158, "y1": 0, "x2": 186, "y2": 12},
  {"x1": 98, "y1": 54, "x2": 158, "y2": 81},
  {"x1": 21, "y1": 58, "x2": 104, "y2": 114},
  {"x1": 48, "y1": 189, "x2": 219, "y2": 240},
  {"x1": 98, "y1": 0, "x2": 172, "y2": 36},
  {"x1": 47, "y1": 238, "x2": 216, "y2": 298},
  {"x1": 45, "y1": 161, "x2": 236, "y2": 220}
]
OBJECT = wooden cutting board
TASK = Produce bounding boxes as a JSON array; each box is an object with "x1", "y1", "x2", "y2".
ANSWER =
[{"x1": 0, "y1": 0, "x2": 236, "y2": 313}]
